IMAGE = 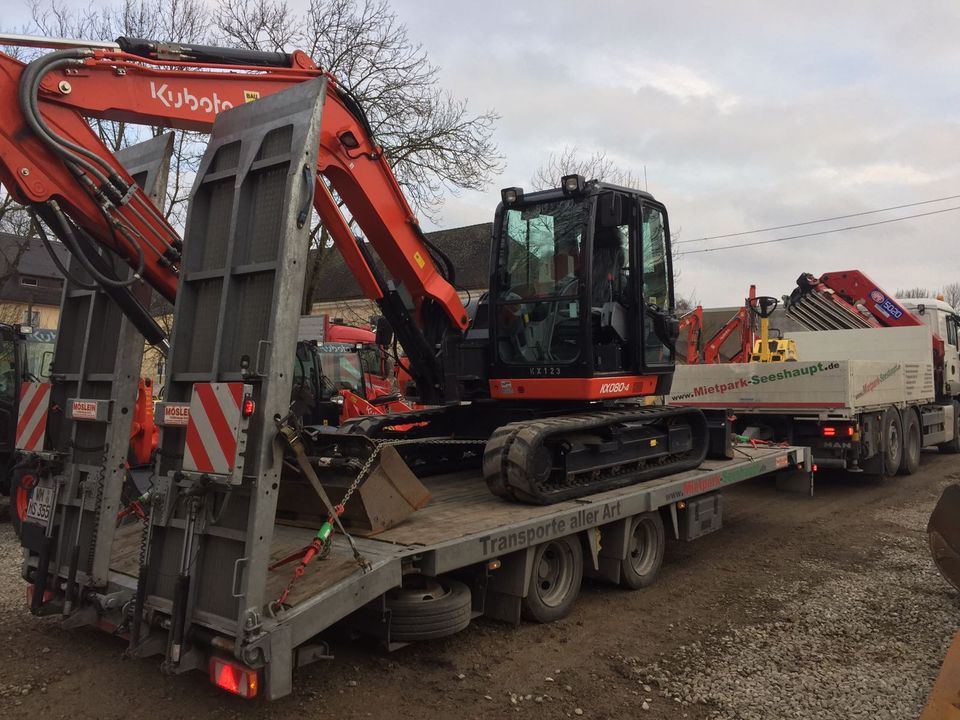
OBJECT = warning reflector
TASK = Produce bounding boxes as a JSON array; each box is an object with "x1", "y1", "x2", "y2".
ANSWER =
[
  {"x1": 183, "y1": 382, "x2": 251, "y2": 478},
  {"x1": 209, "y1": 656, "x2": 258, "y2": 698},
  {"x1": 15, "y1": 382, "x2": 51, "y2": 451}
]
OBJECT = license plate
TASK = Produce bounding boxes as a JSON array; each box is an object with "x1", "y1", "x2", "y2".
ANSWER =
[{"x1": 26, "y1": 483, "x2": 55, "y2": 525}]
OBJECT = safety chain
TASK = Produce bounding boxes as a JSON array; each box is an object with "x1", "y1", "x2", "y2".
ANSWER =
[
  {"x1": 271, "y1": 436, "x2": 486, "y2": 612},
  {"x1": 341, "y1": 436, "x2": 488, "y2": 510},
  {"x1": 85, "y1": 465, "x2": 106, "y2": 570}
]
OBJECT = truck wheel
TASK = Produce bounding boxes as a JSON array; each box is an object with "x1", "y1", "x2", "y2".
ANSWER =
[
  {"x1": 620, "y1": 512, "x2": 665, "y2": 590},
  {"x1": 881, "y1": 407, "x2": 903, "y2": 476},
  {"x1": 386, "y1": 576, "x2": 471, "y2": 642},
  {"x1": 898, "y1": 409, "x2": 921, "y2": 476},
  {"x1": 521, "y1": 535, "x2": 583, "y2": 623},
  {"x1": 938, "y1": 401, "x2": 960, "y2": 454}
]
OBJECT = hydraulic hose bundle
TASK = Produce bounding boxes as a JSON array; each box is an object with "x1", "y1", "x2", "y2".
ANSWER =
[{"x1": 17, "y1": 48, "x2": 181, "y2": 348}]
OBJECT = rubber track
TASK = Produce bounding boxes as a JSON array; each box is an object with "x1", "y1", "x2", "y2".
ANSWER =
[{"x1": 484, "y1": 406, "x2": 708, "y2": 505}]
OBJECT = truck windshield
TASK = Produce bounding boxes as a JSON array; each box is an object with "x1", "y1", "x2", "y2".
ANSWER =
[
  {"x1": 317, "y1": 344, "x2": 364, "y2": 394},
  {"x1": 0, "y1": 336, "x2": 16, "y2": 403}
]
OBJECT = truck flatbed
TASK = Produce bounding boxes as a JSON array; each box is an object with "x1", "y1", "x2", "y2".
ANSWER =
[{"x1": 98, "y1": 444, "x2": 810, "y2": 697}]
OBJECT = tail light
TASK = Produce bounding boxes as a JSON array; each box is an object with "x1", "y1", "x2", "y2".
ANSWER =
[
  {"x1": 241, "y1": 396, "x2": 255, "y2": 418},
  {"x1": 209, "y1": 657, "x2": 259, "y2": 698},
  {"x1": 821, "y1": 425, "x2": 855, "y2": 438}
]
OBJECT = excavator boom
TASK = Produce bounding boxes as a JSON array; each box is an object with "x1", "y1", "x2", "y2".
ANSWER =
[{"x1": 0, "y1": 34, "x2": 467, "y2": 400}]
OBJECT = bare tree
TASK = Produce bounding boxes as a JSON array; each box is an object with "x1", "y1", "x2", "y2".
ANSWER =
[
  {"x1": 530, "y1": 147, "x2": 642, "y2": 191},
  {"x1": 529, "y1": 147, "x2": 699, "y2": 311},
  {"x1": 214, "y1": 0, "x2": 503, "y2": 312},
  {"x1": 941, "y1": 282, "x2": 960, "y2": 310},
  {"x1": 895, "y1": 287, "x2": 934, "y2": 299},
  {"x1": 10, "y1": 0, "x2": 503, "y2": 317}
]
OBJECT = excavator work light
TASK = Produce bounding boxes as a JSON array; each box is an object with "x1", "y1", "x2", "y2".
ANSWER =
[
  {"x1": 501, "y1": 187, "x2": 524, "y2": 206},
  {"x1": 338, "y1": 131, "x2": 360, "y2": 149},
  {"x1": 561, "y1": 174, "x2": 585, "y2": 195}
]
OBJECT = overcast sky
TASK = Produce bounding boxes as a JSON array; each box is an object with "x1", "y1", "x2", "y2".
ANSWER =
[
  {"x1": 386, "y1": 0, "x2": 960, "y2": 307},
  {"x1": 7, "y1": 1, "x2": 960, "y2": 307}
]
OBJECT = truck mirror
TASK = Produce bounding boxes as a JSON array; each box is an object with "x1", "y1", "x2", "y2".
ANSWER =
[
  {"x1": 375, "y1": 317, "x2": 393, "y2": 347},
  {"x1": 40, "y1": 349, "x2": 54, "y2": 378}
]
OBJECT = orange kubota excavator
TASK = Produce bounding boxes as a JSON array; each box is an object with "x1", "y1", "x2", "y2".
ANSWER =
[{"x1": 0, "y1": 34, "x2": 707, "y2": 506}]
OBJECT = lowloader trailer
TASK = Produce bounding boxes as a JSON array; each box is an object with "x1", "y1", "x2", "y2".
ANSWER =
[{"x1": 33, "y1": 442, "x2": 811, "y2": 699}]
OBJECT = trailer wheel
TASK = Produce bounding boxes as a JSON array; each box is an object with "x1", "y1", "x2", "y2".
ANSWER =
[
  {"x1": 881, "y1": 407, "x2": 903, "y2": 476},
  {"x1": 619, "y1": 512, "x2": 665, "y2": 590},
  {"x1": 521, "y1": 535, "x2": 583, "y2": 623},
  {"x1": 386, "y1": 576, "x2": 471, "y2": 642},
  {"x1": 938, "y1": 401, "x2": 960, "y2": 454},
  {"x1": 898, "y1": 409, "x2": 921, "y2": 476}
]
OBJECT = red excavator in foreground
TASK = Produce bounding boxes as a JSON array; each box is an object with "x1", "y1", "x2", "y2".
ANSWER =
[{"x1": 0, "y1": 33, "x2": 707, "y2": 507}]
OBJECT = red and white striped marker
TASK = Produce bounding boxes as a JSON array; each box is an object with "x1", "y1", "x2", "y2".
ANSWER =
[
  {"x1": 15, "y1": 382, "x2": 51, "y2": 451},
  {"x1": 183, "y1": 382, "x2": 250, "y2": 476}
]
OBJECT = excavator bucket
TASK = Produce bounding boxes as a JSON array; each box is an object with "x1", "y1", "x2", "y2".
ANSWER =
[
  {"x1": 929, "y1": 484, "x2": 960, "y2": 592},
  {"x1": 333, "y1": 445, "x2": 432, "y2": 535},
  {"x1": 277, "y1": 445, "x2": 431, "y2": 536}
]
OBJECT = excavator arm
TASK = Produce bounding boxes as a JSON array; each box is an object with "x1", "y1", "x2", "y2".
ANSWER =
[{"x1": 0, "y1": 35, "x2": 468, "y2": 401}]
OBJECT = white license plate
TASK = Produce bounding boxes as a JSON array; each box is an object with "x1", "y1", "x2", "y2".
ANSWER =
[{"x1": 25, "y1": 484, "x2": 55, "y2": 525}]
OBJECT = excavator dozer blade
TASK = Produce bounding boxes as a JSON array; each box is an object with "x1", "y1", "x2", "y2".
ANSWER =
[
  {"x1": 920, "y1": 632, "x2": 960, "y2": 720},
  {"x1": 929, "y1": 483, "x2": 960, "y2": 592}
]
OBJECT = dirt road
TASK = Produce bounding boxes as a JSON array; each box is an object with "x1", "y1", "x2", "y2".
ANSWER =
[{"x1": 1, "y1": 453, "x2": 957, "y2": 719}]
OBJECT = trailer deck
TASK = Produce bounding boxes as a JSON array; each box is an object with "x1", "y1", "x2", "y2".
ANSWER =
[{"x1": 95, "y1": 443, "x2": 812, "y2": 697}]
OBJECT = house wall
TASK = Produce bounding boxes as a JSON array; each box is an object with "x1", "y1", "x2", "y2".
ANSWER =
[{"x1": 310, "y1": 289, "x2": 482, "y2": 328}]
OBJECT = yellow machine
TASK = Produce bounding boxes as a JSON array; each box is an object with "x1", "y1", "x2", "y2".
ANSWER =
[{"x1": 747, "y1": 296, "x2": 798, "y2": 363}]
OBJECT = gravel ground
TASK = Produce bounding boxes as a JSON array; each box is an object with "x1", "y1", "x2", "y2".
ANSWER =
[
  {"x1": 625, "y1": 467, "x2": 960, "y2": 720},
  {"x1": 0, "y1": 457, "x2": 957, "y2": 719}
]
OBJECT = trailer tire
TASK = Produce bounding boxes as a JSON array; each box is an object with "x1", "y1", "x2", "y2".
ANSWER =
[
  {"x1": 619, "y1": 512, "x2": 665, "y2": 590},
  {"x1": 521, "y1": 535, "x2": 583, "y2": 623},
  {"x1": 897, "y1": 409, "x2": 921, "y2": 476},
  {"x1": 386, "y1": 577, "x2": 471, "y2": 642},
  {"x1": 937, "y1": 401, "x2": 960, "y2": 454},
  {"x1": 881, "y1": 407, "x2": 903, "y2": 476}
]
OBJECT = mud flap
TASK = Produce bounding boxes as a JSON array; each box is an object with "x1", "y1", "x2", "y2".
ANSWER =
[{"x1": 929, "y1": 484, "x2": 960, "y2": 592}]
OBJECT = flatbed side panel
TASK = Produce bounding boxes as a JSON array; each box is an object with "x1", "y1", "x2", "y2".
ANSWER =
[
  {"x1": 414, "y1": 447, "x2": 808, "y2": 575},
  {"x1": 669, "y1": 360, "x2": 934, "y2": 414},
  {"x1": 268, "y1": 540, "x2": 404, "y2": 648}
]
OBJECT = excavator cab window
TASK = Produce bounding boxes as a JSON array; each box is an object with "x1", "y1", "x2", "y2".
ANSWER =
[
  {"x1": 494, "y1": 198, "x2": 587, "y2": 365},
  {"x1": 640, "y1": 203, "x2": 674, "y2": 368}
]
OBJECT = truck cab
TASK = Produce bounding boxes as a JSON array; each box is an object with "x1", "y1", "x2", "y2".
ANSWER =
[{"x1": 901, "y1": 298, "x2": 960, "y2": 398}]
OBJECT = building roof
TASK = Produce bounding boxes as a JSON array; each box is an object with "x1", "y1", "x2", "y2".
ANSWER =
[
  {"x1": 0, "y1": 232, "x2": 69, "y2": 306},
  {"x1": 314, "y1": 222, "x2": 492, "y2": 301}
]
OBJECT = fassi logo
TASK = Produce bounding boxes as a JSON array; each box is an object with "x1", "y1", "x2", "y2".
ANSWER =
[
  {"x1": 599, "y1": 382, "x2": 631, "y2": 394},
  {"x1": 149, "y1": 81, "x2": 234, "y2": 114}
]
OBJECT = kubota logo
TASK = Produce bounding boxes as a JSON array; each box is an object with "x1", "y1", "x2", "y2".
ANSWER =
[
  {"x1": 149, "y1": 81, "x2": 234, "y2": 114},
  {"x1": 599, "y1": 382, "x2": 631, "y2": 394}
]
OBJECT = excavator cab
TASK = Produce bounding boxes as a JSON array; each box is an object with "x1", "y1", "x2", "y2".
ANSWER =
[{"x1": 489, "y1": 176, "x2": 678, "y2": 396}]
